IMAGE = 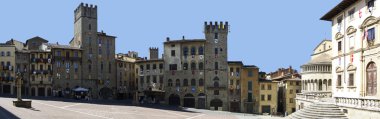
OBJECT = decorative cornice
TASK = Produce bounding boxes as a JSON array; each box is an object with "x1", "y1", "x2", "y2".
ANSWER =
[
  {"x1": 346, "y1": 26, "x2": 357, "y2": 35},
  {"x1": 360, "y1": 16, "x2": 380, "y2": 29},
  {"x1": 347, "y1": 64, "x2": 357, "y2": 71},
  {"x1": 336, "y1": 67, "x2": 343, "y2": 73},
  {"x1": 335, "y1": 32, "x2": 343, "y2": 40}
]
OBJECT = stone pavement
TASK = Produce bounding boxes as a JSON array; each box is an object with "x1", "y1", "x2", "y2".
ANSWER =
[{"x1": 0, "y1": 97, "x2": 284, "y2": 119}]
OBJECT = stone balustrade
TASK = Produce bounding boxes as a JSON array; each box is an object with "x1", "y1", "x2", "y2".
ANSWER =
[
  {"x1": 335, "y1": 97, "x2": 380, "y2": 111},
  {"x1": 296, "y1": 91, "x2": 332, "y2": 102}
]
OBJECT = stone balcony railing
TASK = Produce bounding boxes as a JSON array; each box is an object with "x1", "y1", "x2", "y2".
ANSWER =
[
  {"x1": 335, "y1": 97, "x2": 380, "y2": 111},
  {"x1": 296, "y1": 91, "x2": 332, "y2": 102}
]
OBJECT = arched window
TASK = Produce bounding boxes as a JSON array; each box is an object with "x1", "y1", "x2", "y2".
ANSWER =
[
  {"x1": 199, "y1": 62, "x2": 204, "y2": 70},
  {"x1": 191, "y1": 79, "x2": 196, "y2": 86},
  {"x1": 191, "y1": 46, "x2": 196, "y2": 55},
  {"x1": 198, "y1": 46, "x2": 204, "y2": 55},
  {"x1": 199, "y1": 79, "x2": 204, "y2": 86},
  {"x1": 183, "y1": 47, "x2": 189, "y2": 56},
  {"x1": 191, "y1": 62, "x2": 196, "y2": 70},
  {"x1": 176, "y1": 79, "x2": 180, "y2": 87},
  {"x1": 168, "y1": 79, "x2": 172, "y2": 87},
  {"x1": 183, "y1": 79, "x2": 188, "y2": 86}
]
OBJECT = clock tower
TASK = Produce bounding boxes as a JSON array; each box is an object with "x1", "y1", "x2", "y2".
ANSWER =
[{"x1": 204, "y1": 21, "x2": 229, "y2": 111}]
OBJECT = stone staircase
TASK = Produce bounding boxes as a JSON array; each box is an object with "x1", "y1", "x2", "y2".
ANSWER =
[{"x1": 288, "y1": 102, "x2": 348, "y2": 119}]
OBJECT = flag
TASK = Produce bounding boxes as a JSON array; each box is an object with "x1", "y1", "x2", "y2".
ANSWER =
[{"x1": 362, "y1": 28, "x2": 368, "y2": 40}]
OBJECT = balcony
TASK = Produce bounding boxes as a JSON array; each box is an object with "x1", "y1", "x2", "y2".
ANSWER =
[
  {"x1": 296, "y1": 91, "x2": 332, "y2": 102},
  {"x1": 0, "y1": 76, "x2": 14, "y2": 81},
  {"x1": 54, "y1": 56, "x2": 81, "y2": 61},
  {"x1": 336, "y1": 97, "x2": 380, "y2": 111},
  {"x1": 2, "y1": 66, "x2": 13, "y2": 71}
]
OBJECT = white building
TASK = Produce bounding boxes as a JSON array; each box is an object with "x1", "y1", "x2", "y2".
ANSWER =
[
  {"x1": 320, "y1": 0, "x2": 380, "y2": 118},
  {"x1": 296, "y1": 40, "x2": 333, "y2": 110}
]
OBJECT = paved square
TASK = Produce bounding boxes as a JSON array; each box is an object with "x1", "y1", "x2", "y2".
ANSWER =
[{"x1": 0, "y1": 97, "x2": 283, "y2": 119}]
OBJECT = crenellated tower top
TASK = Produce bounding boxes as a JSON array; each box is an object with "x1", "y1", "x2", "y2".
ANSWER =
[{"x1": 204, "y1": 21, "x2": 229, "y2": 33}]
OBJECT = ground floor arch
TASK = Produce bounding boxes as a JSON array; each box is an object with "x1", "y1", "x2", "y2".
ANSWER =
[
  {"x1": 168, "y1": 94, "x2": 180, "y2": 106},
  {"x1": 210, "y1": 99, "x2": 223, "y2": 110},
  {"x1": 183, "y1": 93, "x2": 195, "y2": 108},
  {"x1": 197, "y1": 93, "x2": 206, "y2": 109}
]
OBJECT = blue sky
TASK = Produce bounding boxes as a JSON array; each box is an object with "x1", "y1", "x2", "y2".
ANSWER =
[{"x1": 0, "y1": 0, "x2": 340, "y2": 72}]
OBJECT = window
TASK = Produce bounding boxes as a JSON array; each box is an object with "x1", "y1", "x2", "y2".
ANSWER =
[
  {"x1": 215, "y1": 62, "x2": 218, "y2": 70},
  {"x1": 296, "y1": 81, "x2": 300, "y2": 86},
  {"x1": 109, "y1": 62, "x2": 112, "y2": 73},
  {"x1": 66, "y1": 51, "x2": 70, "y2": 58},
  {"x1": 146, "y1": 76, "x2": 150, "y2": 83},
  {"x1": 89, "y1": 24, "x2": 92, "y2": 30},
  {"x1": 349, "y1": 36, "x2": 354, "y2": 48},
  {"x1": 198, "y1": 47, "x2": 204, "y2": 55},
  {"x1": 248, "y1": 69, "x2": 253, "y2": 77},
  {"x1": 268, "y1": 84, "x2": 272, "y2": 90},
  {"x1": 183, "y1": 47, "x2": 188, "y2": 56},
  {"x1": 348, "y1": 8, "x2": 355, "y2": 20},
  {"x1": 171, "y1": 50, "x2": 175, "y2": 56},
  {"x1": 230, "y1": 68, "x2": 234, "y2": 75},
  {"x1": 367, "y1": 28, "x2": 376, "y2": 41},
  {"x1": 199, "y1": 62, "x2": 204, "y2": 70},
  {"x1": 100, "y1": 62, "x2": 104, "y2": 71},
  {"x1": 191, "y1": 47, "x2": 196, "y2": 55},
  {"x1": 214, "y1": 48, "x2": 218, "y2": 55},
  {"x1": 65, "y1": 62, "x2": 70, "y2": 69},
  {"x1": 337, "y1": 16, "x2": 342, "y2": 31},
  {"x1": 338, "y1": 41, "x2": 342, "y2": 51},
  {"x1": 159, "y1": 63, "x2": 163, "y2": 69},
  {"x1": 368, "y1": 0, "x2": 375, "y2": 12},
  {"x1": 290, "y1": 98, "x2": 294, "y2": 103},
  {"x1": 74, "y1": 63, "x2": 78, "y2": 72},
  {"x1": 88, "y1": 64, "x2": 92, "y2": 71},
  {"x1": 296, "y1": 89, "x2": 300, "y2": 93},
  {"x1": 159, "y1": 76, "x2": 163, "y2": 84},
  {"x1": 349, "y1": 73, "x2": 354, "y2": 86},
  {"x1": 169, "y1": 64, "x2": 177, "y2": 70},
  {"x1": 261, "y1": 84, "x2": 265, "y2": 90},
  {"x1": 199, "y1": 79, "x2": 204, "y2": 86},
  {"x1": 140, "y1": 65, "x2": 144, "y2": 71},
  {"x1": 183, "y1": 62, "x2": 188, "y2": 70},
  {"x1": 153, "y1": 64, "x2": 157, "y2": 70},
  {"x1": 268, "y1": 95, "x2": 272, "y2": 101},
  {"x1": 140, "y1": 77, "x2": 144, "y2": 86},
  {"x1": 56, "y1": 61, "x2": 61, "y2": 67},
  {"x1": 191, "y1": 79, "x2": 196, "y2": 86},
  {"x1": 214, "y1": 33, "x2": 218, "y2": 39},
  {"x1": 214, "y1": 90, "x2": 219, "y2": 95},
  {"x1": 168, "y1": 79, "x2": 173, "y2": 87},
  {"x1": 146, "y1": 64, "x2": 150, "y2": 70},
  {"x1": 175, "y1": 79, "x2": 180, "y2": 87},
  {"x1": 153, "y1": 76, "x2": 157, "y2": 83},
  {"x1": 39, "y1": 64, "x2": 43, "y2": 70},
  {"x1": 248, "y1": 93, "x2": 252, "y2": 102},
  {"x1": 337, "y1": 75, "x2": 342, "y2": 86},
  {"x1": 0, "y1": 51, "x2": 4, "y2": 56},
  {"x1": 6, "y1": 51, "x2": 10, "y2": 56},
  {"x1": 290, "y1": 81, "x2": 293, "y2": 85},
  {"x1": 236, "y1": 68, "x2": 240, "y2": 76},
  {"x1": 290, "y1": 89, "x2": 293, "y2": 94},
  {"x1": 74, "y1": 51, "x2": 78, "y2": 57},
  {"x1": 248, "y1": 81, "x2": 252, "y2": 91},
  {"x1": 183, "y1": 79, "x2": 188, "y2": 86},
  {"x1": 99, "y1": 48, "x2": 102, "y2": 54},
  {"x1": 191, "y1": 62, "x2": 196, "y2": 70},
  {"x1": 261, "y1": 95, "x2": 265, "y2": 101}
]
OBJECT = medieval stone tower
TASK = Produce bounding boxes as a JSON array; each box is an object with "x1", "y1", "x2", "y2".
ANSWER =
[
  {"x1": 204, "y1": 21, "x2": 229, "y2": 111},
  {"x1": 71, "y1": 3, "x2": 116, "y2": 99},
  {"x1": 149, "y1": 47, "x2": 159, "y2": 60},
  {"x1": 72, "y1": 3, "x2": 98, "y2": 81}
]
